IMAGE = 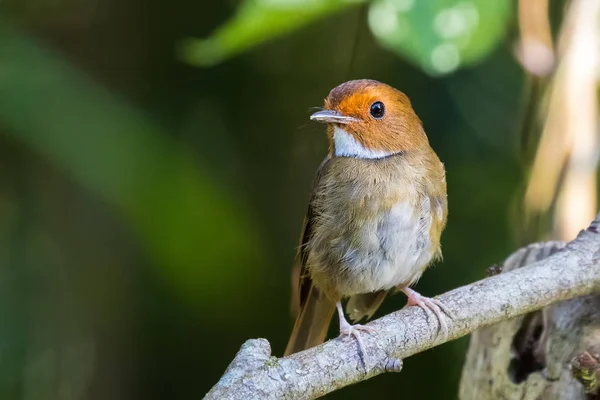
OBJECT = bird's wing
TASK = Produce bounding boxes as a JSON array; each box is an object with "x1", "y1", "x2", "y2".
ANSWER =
[
  {"x1": 289, "y1": 155, "x2": 331, "y2": 317},
  {"x1": 285, "y1": 156, "x2": 336, "y2": 356}
]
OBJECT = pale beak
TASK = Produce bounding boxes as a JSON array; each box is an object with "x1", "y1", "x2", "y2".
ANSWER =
[{"x1": 310, "y1": 110, "x2": 358, "y2": 124}]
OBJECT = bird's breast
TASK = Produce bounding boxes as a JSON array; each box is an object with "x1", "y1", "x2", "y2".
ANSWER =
[{"x1": 306, "y1": 153, "x2": 447, "y2": 298}]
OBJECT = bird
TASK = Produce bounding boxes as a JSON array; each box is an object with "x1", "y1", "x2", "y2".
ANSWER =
[{"x1": 284, "y1": 79, "x2": 450, "y2": 359}]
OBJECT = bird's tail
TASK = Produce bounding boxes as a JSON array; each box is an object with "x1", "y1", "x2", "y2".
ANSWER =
[
  {"x1": 346, "y1": 290, "x2": 388, "y2": 322},
  {"x1": 284, "y1": 285, "x2": 335, "y2": 356}
]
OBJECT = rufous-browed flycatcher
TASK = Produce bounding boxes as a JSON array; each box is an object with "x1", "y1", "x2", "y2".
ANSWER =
[{"x1": 285, "y1": 79, "x2": 450, "y2": 357}]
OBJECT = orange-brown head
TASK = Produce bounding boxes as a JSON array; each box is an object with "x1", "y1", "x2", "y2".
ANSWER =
[{"x1": 310, "y1": 79, "x2": 428, "y2": 158}]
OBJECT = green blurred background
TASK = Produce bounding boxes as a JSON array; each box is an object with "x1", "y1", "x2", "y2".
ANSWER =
[{"x1": 0, "y1": 0, "x2": 553, "y2": 398}]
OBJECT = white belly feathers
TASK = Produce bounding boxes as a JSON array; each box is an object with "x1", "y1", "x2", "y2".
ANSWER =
[{"x1": 339, "y1": 197, "x2": 434, "y2": 295}]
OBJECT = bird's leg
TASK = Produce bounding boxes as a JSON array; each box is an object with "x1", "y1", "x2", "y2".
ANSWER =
[
  {"x1": 336, "y1": 301, "x2": 375, "y2": 365},
  {"x1": 400, "y1": 287, "x2": 453, "y2": 340}
]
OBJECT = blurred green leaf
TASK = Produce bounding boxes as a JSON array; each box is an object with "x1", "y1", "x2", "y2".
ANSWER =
[
  {"x1": 368, "y1": 0, "x2": 512, "y2": 75},
  {"x1": 0, "y1": 20, "x2": 265, "y2": 306},
  {"x1": 180, "y1": 0, "x2": 364, "y2": 66}
]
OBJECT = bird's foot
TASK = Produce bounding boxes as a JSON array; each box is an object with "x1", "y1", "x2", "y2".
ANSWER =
[
  {"x1": 339, "y1": 320, "x2": 375, "y2": 367},
  {"x1": 336, "y1": 301, "x2": 375, "y2": 369},
  {"x1": 401, "y1": 287, "x2": 453, "y2": 340}
]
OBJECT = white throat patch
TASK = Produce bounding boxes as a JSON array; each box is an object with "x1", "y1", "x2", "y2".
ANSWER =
[{"x1": 333, "y1": 126, "x2": 394, "y2": 159}]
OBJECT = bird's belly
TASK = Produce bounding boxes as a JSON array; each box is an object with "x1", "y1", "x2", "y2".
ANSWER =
[{"x1": 310, "y1": 199, "x2": 436, "y2": 297}]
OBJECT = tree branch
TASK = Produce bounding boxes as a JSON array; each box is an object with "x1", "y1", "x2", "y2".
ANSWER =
[{"x1": 205, "y1": 214, "x2": 600, "y2": 400}]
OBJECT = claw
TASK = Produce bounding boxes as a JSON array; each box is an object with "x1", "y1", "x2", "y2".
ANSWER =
[
  {"x1": 336, "y1": 301, "x2": 375, "y2": 369},
  {"x1": 401, "y1": 287, "x2": 453, "y2": 341}
]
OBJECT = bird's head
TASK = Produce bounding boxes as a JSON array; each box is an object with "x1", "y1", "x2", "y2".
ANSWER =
[{"x1": 310, "y1": 79, "x2": 428, "y2": 159}]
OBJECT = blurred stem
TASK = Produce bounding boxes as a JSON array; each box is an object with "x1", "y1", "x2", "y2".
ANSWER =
[
  {"x1": 551, "y1": 0, "x2": 599, "y2": 240},
  {"x1": 344, "y1": 3, "x2": 367, "y2": 80},
  {"x1": 516, "y1": 0, "x2": 555, "y2": 76},
  {"x1": 523, "y1": 0, "x2": 600, "y2": 241},
  {"x1": 517, "y1": 77, "x2": 545, "y2": 163}
]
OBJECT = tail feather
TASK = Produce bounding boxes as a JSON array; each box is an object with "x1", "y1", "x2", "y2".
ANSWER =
[
  {"x1": 284, "y1": 286, "x2": 335, "y2": 356},
  {"x1": 346, "y1": 290, "x2": 388, "y2": 322}
]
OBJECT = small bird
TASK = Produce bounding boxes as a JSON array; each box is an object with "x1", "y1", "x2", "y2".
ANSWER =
[{"x1": 284, "y1": 79, "x2": 450, "y2": 358}]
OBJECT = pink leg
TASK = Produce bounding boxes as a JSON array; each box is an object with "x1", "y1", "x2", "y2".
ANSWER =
[
  {"x1": 336, "y1": 301, "x2": 375, "y2": 365},
  {"x1": 400, "y1": 287, "x2": 453, "y2": 340}
]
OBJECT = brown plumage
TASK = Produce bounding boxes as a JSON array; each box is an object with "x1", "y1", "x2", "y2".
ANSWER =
[{"x1": 285, "y1": 79, "x2": 449, "y2": 358}]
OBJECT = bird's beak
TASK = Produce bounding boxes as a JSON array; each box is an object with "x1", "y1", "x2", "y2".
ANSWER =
[{"x1": 310, "y1": 110, "x2": 358, "y2": 124}]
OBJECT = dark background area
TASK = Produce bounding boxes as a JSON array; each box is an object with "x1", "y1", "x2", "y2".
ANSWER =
[{"x1": 0, "y1": 0, "x2": 539, "y2": 398}]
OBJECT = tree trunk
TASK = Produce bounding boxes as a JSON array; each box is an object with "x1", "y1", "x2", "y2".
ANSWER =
[{"x1": 459, "y1": 241, "x2": 600, "y2": 399}]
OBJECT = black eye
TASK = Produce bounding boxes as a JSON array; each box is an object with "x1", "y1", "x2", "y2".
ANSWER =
[{"x1": 369, "y1": 101, "x2": 385, "y2": 119}]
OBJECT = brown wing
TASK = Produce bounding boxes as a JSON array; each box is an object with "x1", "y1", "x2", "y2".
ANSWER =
[
  {"x1": 285, "y1": 156, "x2": 336, "y2": 356},
  {"x1": 289, "y1": 155, "x2": 331, "y2": 317}
]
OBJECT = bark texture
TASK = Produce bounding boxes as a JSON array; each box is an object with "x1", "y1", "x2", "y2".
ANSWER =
[{"x1": 459, "y1": 241, "x2": 600, "y2": 399}]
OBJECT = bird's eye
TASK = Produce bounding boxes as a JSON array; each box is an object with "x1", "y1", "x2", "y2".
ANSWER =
[{"x1": 369, "y1": 101, "x2": 385, "y2": 119}]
